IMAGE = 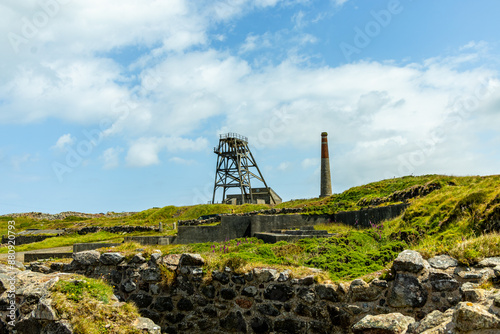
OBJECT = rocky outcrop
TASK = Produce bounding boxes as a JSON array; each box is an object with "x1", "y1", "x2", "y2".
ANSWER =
[
  {"x1": 352, "y1": 313, "x2": 415, "y2": 334},
  {"x1": 358, "y1": 182, "x2": 442, "y2": 207},
  {"x1": 0, "y1": 264, "x2": 160, "y2": 334},
  {"x1": 20, "y1": 249, "x2": 499, "y2": 333}
]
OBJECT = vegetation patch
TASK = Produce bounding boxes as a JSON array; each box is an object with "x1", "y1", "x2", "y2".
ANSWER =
[
  {"x1": 447, "y1": 232, "x2": 500, "y2": 266},
  {"x1": 51, "y1": 276, "x2": 142, "y2": 334},
  {"x1": 299, "y1": 231, "x2": 406, "y2": 280},
  {"x1": 6, "y1": 174, "x2": 500, "y2": 284}
]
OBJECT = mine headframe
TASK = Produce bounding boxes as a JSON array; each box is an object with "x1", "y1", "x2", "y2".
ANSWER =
[{"x1": 212, "y1": 133, "x2": 275, "y2": 205}]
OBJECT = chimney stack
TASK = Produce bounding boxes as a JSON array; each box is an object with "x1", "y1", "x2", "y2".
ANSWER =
[{"x1": 320, "y1": 132, "x2": 332, "y2": 197}]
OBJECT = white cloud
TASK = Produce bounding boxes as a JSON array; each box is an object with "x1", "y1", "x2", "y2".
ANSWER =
[
  {"x1": 302, "y1": 158, "x2": 319, "y2": 169},
  {"x1": 126, "y1": 136, "x2": 208, "y2": 167},
  {"x1": 277, "y1": 161, "x2": 291, "y2": 171},
  {"x1": 239, "y1": 34, "x2": 273, "y2": 53},
  {"x1": 1, "y1": 0, "x2": 500, "y2": 185},
  {"x1": 52, "y1": 134, "x2": 75, "y2": 151},
  {"x1": 169, "y1": 157, "x2": 196, "y2": 165},
  {"x1": 331, "y1": 0, "x2": 349, "y2": 6},
  {"x1": 125, "y1": 137, "x2": 163, "y2": 167},
  {"x1": 11, "y1": 154, "x2": 38, "y2": 171},
  {"x1": 101, "y1": 147, "x2": 123, "y2": 170}
]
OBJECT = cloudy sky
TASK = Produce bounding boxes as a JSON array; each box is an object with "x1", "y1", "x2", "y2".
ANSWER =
[{"x1": 1, "y1": 0, "x2": 500, "y2": 214}]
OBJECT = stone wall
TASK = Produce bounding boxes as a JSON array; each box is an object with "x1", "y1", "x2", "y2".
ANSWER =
[
  {"x1": 34, "y1": 249, "x2": 500, "y2": 334},
  {"x1": 1, "y1": 211, "x2": 137, "y2": 221},
  {"x1": 77, "y1": 225, "x2": 158, "y2": 235},
  {"x1": 1, "y1": 235, "x2": 56, "y2": 245}
]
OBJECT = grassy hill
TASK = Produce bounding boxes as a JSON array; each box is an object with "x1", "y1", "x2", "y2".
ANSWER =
[{"x1": 2, "y1": 174, "x2": 500, "y2": 280}]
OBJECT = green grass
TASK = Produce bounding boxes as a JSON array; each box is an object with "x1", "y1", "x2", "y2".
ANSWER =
[
  {"x1": 0, "y1": 232, "x2": 122, "y2": 253},
  {"x1": 51, "y1": 275, "x2": 142, "y2": 334},
  {"x1": 109, "y1": 232, "x2": 406, "y2": 281},
  {"x1": 54, "y1": 277, "x2": 113, "y2": 303},
  {"x1": 5, "y1": 174, "x2": 500, "y2": 281}
]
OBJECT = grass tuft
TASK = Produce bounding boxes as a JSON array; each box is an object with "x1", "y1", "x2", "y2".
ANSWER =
[
  {"x1": 448, "y1": 232, "x2": 500, "y2": 265},
  {"x1": 51, "y1": 276, "x2": 142, "y2": 334}
]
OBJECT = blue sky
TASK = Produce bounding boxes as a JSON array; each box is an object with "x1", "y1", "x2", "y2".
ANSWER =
[{"x1": 1, "y1": 0, "x2": 500, "y2": 214}]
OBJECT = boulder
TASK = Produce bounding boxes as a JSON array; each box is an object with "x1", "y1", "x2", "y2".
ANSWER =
[
  {"x1": 178, "y1": 253, "x2": 205, "y2": 267},
  {"x1": 257, "y1": 303, "x2": 280, "y2": 316},
  {"x1": 264, "y1": 284, "x2": 294, "y2": 302},
  {"x1": 393, "y1": 250, "x2": 426, "y2": 273},
  {"x1": 350, "y1": 279, "x2": 383, "y2": 302},
  {"x1": 274, "y1": 318, "x2": 306, "y2": 333},
  {"x1": 297, "y1": 287, "x2": 316, "y2": 304},
  {"x1": 253, "y1": 268, "x2": 279, "y2": 282},
  {"x1": 298, "y1": 275, "x2": 315, "y2": 285},
  {"x1": 149, "y1": 253, "x2": 162, "y2": 265},
  {"x1": 212, "y1": 270, "x2": 230, "y2": 284},
  {"x1": 315, "y1": 284, "x2": 340, "y2": 302},
  {"x1": 428, "y1": 255, "x2": 458, "y2": 269},
  {"x1": 141, "y1": 268, "x2": 162, "y2": 282},
  {"x1": 220, "y1": 311, "x2": 247, "y2": 333},
  {"x1": 122, "y1": 279, "x2": 137, "y2": 293},
  {"x1": 352, "y1": 313, "x2": 415, "y2": 334},
  {"x1": 129, "y1": 253, "x2": 146, "y2": 264},
  {"x1": 162, "y1": 254, "x2": 181, "y2": 270},
  {"x1": 99, "y1": 252, "x2": 125, "y2": 265},
  {"x1": 406, "y1": 309, "x2": 453, "y2": 334},
  {"x1": 278, "y1": 270, "x2": 291, "y2": 282},
  {"x1": 31, "y1": 298, "x2": 58, "y2": 320},
  {"x1": 453, "y1": 302, "x2": 500, "y2": 331},
  {"x1": 461, "y1": 288, "x2": 484, "y2": 303},
  {"x1": 132, "y1": 317, "x2": 161, "y2": 334},
  {"x1": 242, "y1": 286, "x2": 258, "y2": 297},
  {"x1": 129, "y1": 293, "x2": 153, "y2": 309},
  {"x1": 478, "y1": 257, "x2": 500, "y2": 268},
  {"x1": 72, "y1": 250, "x2": 100, "y2": 266},
  {"x1": 388, "y1": 274, "x2": 428, "y2": 308},
  {"x1": 429, "y1": 271, "x2": 459, "y2": 292}
]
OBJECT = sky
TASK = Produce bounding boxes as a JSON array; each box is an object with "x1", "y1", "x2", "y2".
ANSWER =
[{"x1": 1, "y1": 0, "x2": 500, "y2": 214}]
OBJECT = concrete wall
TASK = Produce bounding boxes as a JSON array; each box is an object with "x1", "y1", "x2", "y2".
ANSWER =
[
  {"x1": 124, "y1": 236, "x2": 174, "y2": 245},
  {"x1": 174, "y1": 216, "x2": 251, "y2": 244},
  {"x1": 250, "y1": 214, "x2": 330, "y2": 235},
  {"x1": 334, "y1": 203, "x2": 408, "y2": 228},
  {"x1": 1, "y1": 235, "x2": 56, "y2": 245},
  {"x1": 24, "y1": 252, "x2": 72, "y2": 262},
  {"x1": 73, "y1": 242, "x2": 122, "y2": 253},
  {"x1": 173, "y1": 204, "x2": 408, "y2": 244}
]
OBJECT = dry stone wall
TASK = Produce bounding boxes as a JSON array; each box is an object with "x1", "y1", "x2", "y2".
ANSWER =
[
  {"x1": 1, "y1": 211, "x2": 137, "y2": 221},
  {"x1": 27, "y1": 249, "x2": 500, "y2": 334}
]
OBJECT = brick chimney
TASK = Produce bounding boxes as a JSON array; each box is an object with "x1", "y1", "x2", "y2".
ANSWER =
[{"x1": 320, "y1": 132, "x2": 332, "y2": 197}]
